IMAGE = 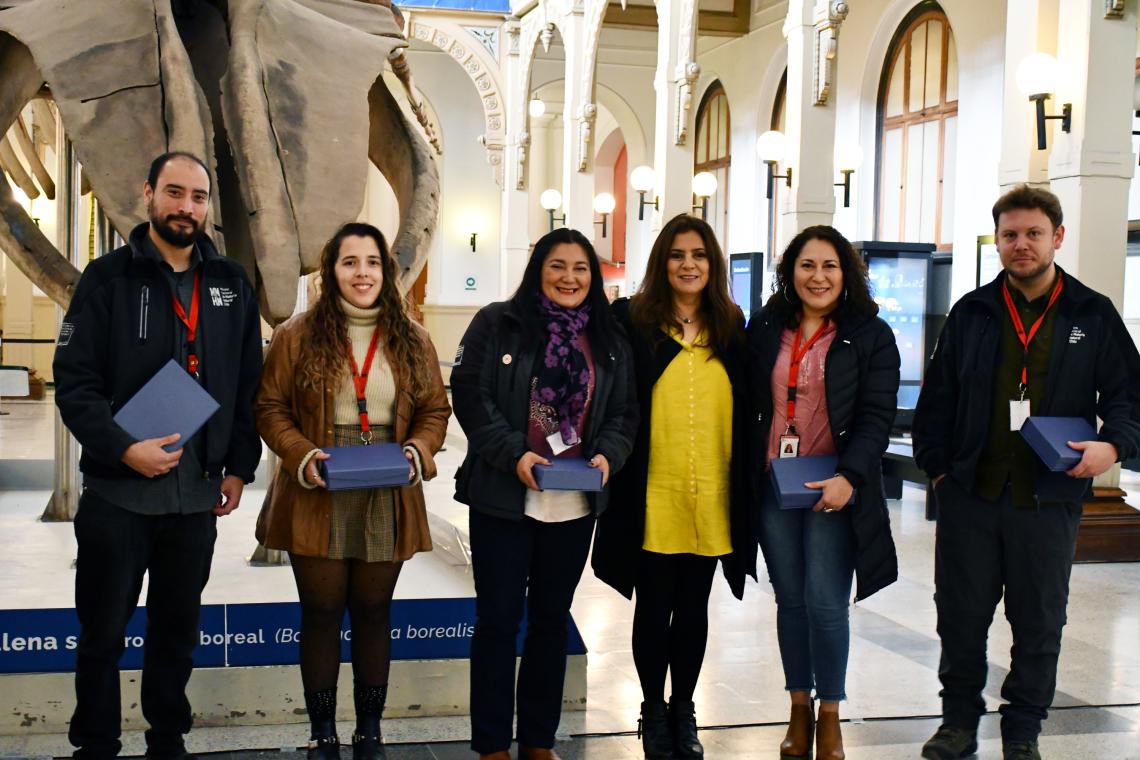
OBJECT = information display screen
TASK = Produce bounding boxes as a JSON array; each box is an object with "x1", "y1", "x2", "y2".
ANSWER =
[
  {"x1": 730, "y1": 254, "x2": 754, "y2": 321},
  {"x1": 868, "y1": 255, "x2": 927, "y2": 384}
]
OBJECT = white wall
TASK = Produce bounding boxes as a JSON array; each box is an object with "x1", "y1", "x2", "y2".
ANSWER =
[{"x1": 397, "y1": 43, "x2": 504, "y2": 307}]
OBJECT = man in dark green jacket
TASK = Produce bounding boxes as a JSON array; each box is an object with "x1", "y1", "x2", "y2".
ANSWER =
[{"x1": 913, "y1": 185, "x2": 1140, "y2": 760}]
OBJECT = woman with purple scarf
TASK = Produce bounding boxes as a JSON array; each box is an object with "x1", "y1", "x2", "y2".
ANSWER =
[{"x1": 452, "y1": 227, "x2": 638, "y2": 760}]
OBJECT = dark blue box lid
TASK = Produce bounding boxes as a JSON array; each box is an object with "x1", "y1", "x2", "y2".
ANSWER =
[
  {"x1": 113, "y1": 359, "x2": 219, "y2": 453},
  {"x1": 769, "y1": 455, "x2": 854, "y2": 510},
  {"x1": 533, "y1": 458, "x2": 603, "y2": 492},
  {"x1": 318, "y1": 443, "x2": 411, "y2": 491},
  {"x1": 1019, "y1": 416, "x2": 1098, "y2": 472}
]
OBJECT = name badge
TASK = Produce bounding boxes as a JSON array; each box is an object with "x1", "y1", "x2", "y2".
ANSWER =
[
  {"x1": 1010, "y1": 399, "x2": 1031, "y2": 431},
  {"x1": 779, "y1": 433, "x2": 800, "y2": 459},
  {"x1": 546, "y1": 431, "x2": 574, "y2": 456}
]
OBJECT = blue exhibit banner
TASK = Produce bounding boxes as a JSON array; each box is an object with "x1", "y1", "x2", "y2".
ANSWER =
[
  {"x1": 400, "y1": 0, "x2": 512, "y2": 12},
  {"x1": 0, "y1": 599, "x2": 586, "y2": 674}
]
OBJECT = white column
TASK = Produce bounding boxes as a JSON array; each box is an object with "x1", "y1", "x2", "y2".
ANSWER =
[
  {"x1": 1047, "y1": 0, "x2": 1137, "y2": 311},
  {"x1": 500, "y1": 18, "x2": 532, "y2": 298},
  {"x1": 778, "y1": 0, "x2": 842, "y2": 247},
  {"x1": 559, "y1": 11, "x2": 596, "y2": 237},
  {"x1": 997, "y1": 0, "x2": 1059, "y2": 189},
  {"x1": 649, "y1": 0, "x2": 700, "y2": 232},
  {"x1": 45, "y1": 121, "x2": 80, "y2": 522}
]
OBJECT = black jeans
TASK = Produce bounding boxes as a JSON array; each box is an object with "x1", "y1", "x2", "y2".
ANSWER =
[
  {"x1": 468, "y1": 510, "x2": 595, "y2": 754},
  {"x1": 70, "y1": 490, "x2": 217, "y2": 759},
  {"x1": 933, "y1": 478, "x2": 1082, "y2": 743}
]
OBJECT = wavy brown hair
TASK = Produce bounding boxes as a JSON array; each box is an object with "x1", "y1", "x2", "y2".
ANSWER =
[
  {"x1": 297, "y1": 222, "x2": 429, "y2": 395},
  {"x1": 629, "y1": 213, "x2": 744, "y2": 358},
  {"x1": 766, "y1": 225, "x2": 877, "y2": 327}
]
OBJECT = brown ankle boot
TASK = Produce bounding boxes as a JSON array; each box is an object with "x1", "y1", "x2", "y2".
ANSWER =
[
  {"x1": 780, "y1": 701, "x2": 814, "y2": 759},
  {"x1": 519, "y1": 748, "x2": 561, "y2": 760},
  {"x1": 815, "y1": 709, "x2": 845, "y2": 760}
]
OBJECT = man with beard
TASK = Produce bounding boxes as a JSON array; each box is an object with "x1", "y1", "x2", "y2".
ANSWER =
[
  {"x1": 54, "y1": 153, "x2": 262, "y2": 760},
  {"x1": 913, "y1": 185, "x2": 1140, "y2": 760}
]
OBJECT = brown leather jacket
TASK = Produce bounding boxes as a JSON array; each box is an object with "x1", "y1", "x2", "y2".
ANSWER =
[{"x1": 254, "y1": 312, "x2": 450, "y2": 559}]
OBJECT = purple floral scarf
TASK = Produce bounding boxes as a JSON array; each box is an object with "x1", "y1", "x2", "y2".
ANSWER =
[{"x1": 534, "y1": 294, "x2": 591, "y2": 447}]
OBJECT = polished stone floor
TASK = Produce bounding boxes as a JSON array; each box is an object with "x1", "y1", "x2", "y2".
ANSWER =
[{"x1": 0, "y1": 398, "x2": 1138, "y2": 759}]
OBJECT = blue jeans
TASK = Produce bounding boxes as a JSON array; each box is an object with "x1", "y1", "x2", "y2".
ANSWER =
[{"x1": 758, "y1": 487, "x2": 855, "y2": 702}]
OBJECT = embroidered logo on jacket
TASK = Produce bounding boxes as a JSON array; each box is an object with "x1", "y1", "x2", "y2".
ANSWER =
[
  {"x1": 57, "y1": 322, "x2": 75, "y2": 346},
  {"x1": 1068, "y1": 326, "x2": 1085, "y2": 344},
  {"x1": 209, "y1": 286, "x2": 237, "y2": 307}
]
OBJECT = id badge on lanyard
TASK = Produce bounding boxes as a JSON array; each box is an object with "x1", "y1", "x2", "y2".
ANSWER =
[
  {"x1": 1001, "y1": 276, "x2": 1063, "y2": 431},
  {"x1": 779, "y1": 426, "x2": 800, "y2": 459}
]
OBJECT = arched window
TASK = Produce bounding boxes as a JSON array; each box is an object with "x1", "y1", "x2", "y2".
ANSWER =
[
  {"x1": 695, "y1": 82, "x2": 730, "y2": 246},
  {"x1": 877, "y1": 4, "x2": 958, "y2": 246}
]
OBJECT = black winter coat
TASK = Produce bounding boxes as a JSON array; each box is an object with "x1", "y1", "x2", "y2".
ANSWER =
[
  {"x1": 746, "y1": 303, "x2": 901, "y2": 601},
  {"x1": 53, "y1": 223, "x2": 263, "y2": 482},
  {"x1": 913, "y1": 269, "x2": 1140, "y2": 503},
  {"x1": 592, "y1": 299, "x2": 758, "y2": 600},
  {"x1": 451, "y1": 300, "x2": 638, "y2": 519}
]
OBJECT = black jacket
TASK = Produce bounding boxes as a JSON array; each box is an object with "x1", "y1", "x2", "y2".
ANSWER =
[
  {"x1": 593, "y1": 299, "x2": 758, "y2": 600},
  {"x1": 451, "y1": 300, "x2": 638, "y2": 519},
  {"x1": 913, "y1": 268, "x2": 1140, "y2": 503},
  {"x1": 53, "y1": 224, "x2": 263, "y2": 483},
  {"x1": 746, "y1": 303, "x2": 901, "y2": 601}
]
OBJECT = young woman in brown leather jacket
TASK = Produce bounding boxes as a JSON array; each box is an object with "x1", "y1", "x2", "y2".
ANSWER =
[{"x1": 255, "y1": 222, "x2": 450, "y2": 760}]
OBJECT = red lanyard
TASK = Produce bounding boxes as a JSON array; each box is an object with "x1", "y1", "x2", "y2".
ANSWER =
[
  {"x1": 786, "y1": 319, "x2": 830, "y2": 431},
  {"x1": 170, "y1": 270, "x2": 202, "y2": 376},
  {"x1": 1001, "y1": 274, "x2": 1063, "y2": 392},
  {"x1": 347, "y1": 326, "x2": 383, "y2": 444}
]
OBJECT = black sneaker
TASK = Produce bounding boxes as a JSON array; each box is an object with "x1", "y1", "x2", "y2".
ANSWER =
[
  {"x1": 1003, "y1": 740, "x2": 1041, "y2": 760},
  {"x1": 921, "y1": 725, "x2": 978, "y2": 759}
]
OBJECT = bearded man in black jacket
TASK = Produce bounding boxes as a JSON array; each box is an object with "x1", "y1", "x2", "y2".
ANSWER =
[
  {"x1": 53, "y1": 153, "x2": 263, "y2": 760},
  {"x1": 914, "y1": 185, "x2": 1140, "y2": 760}
]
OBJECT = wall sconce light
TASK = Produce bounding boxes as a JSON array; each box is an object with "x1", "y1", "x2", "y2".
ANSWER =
[
  {"x1": 593, "y1": 192, "x2": 616, "y2": 237},
  {"x1": 528, "y1": 98, "x2": 546, "y2": 118},
  {"x1": 756, "y1": 130, "x2": 792, "y2": 198},
  {"x1": 691, "y1": 172, "x2": 718, "y2": 220},
  {"x1": 469, "y1": 232, "x2": 478, "y2": 252},
  {"x1": 540, "y1": 188, "x2": 565, "y2": 231},
  {"x1": 629, "y1": 165, "x2": 659, "y2": 220},
  {"x1": 833, "y1": 142, "x2": 863, "y2": 208},
  {"x1": 1016, "y1": 53, "x2": 1071, "y2": 150},
  {"x1": 461, "y1": 211, "x2": 484, "y2": 253}
]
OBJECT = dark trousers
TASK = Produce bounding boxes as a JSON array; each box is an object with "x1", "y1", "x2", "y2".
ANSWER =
[
  {"x1": 631, "y1": 551, "x2": 718, "y2": 704},
  {"x1": 933, "y1": 479, "x2": 1081, "y2": 743},
  {"x1": 468, "y1": 510, "x2": 595, "y2": 754},
  {"x1": 70, "y1": 490, "x2": 217, "y2": 759}
]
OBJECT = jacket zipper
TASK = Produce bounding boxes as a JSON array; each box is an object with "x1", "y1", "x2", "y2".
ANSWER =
[{"x1": 138, "y1": 285, "x2": 150, "y2": 343}]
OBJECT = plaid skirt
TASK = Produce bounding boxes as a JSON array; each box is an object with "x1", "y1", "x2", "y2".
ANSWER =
[{"x1": 327, "y1": 424, "x2": 397, "y2": 562}]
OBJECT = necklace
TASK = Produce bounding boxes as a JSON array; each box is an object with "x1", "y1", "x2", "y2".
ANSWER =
[{"x1": 680, "y1": 315, "x2": 693, "y2": 324}]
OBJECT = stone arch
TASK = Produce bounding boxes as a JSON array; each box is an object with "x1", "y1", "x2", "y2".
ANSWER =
[{"x1": 408, "y1": 16, "x2": 508, "y2": 186}]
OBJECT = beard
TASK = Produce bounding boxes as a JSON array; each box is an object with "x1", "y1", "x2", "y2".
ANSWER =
[
  {"x1": 148, "y1": 203, "x2": 201, "y2": 248},
  {"x1": 1006, "y1": 256, "x2": 1053, "y2": 282}
]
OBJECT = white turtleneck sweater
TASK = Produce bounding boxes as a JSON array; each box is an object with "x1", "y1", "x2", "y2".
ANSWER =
[{"x1": 296, "y1": 298, "x2": 421, "y2": 488}]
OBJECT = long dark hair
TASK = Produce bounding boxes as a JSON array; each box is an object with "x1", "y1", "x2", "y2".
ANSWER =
[
  {"x1": 509, "y1": 227, "x2": 617, "y2": 355},
  {"x1": 767, "y1": 225, "x2": 877, "y2": 326},
  {"x1": 297, "y1": 222, "x2": 430, "y2": 394},
  {"x1": 629, "y1": 213, "x2": 743, "y2": 357}
]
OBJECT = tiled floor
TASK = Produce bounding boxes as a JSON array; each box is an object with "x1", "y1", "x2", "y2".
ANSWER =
[{"x1": 1, "y1": 398, "x2": 1139, "y2": 759}]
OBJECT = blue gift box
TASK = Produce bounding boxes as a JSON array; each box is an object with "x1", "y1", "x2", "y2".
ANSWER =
[
  {"x1": 769, "y1": 455, "x2": 855, "y2": 510},
  {"x1": 1019, "y1": 416, "x2": 1098, "y2": 472},
  {"x1": 317, "y1": 443, "x2": 411, "y2": 491},
  {"x1": 533, "y1": 458, "x2": 603, "y2": 492},
  {"x1": 114, "y1": 359, "x2": 219, "y2": 453}
]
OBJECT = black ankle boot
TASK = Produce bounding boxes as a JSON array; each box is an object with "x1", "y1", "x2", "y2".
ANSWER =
[
  {"x1": 668, "y1": 699, "x2": 703, "y2": 759},
  {"x1": 305, "y1": 687, "x2": 340, "y2": 760},
  {"x1": 352, "y1": 683, "x2": 388, "y2": 760},
  {"x1": 638, "y1": 701, "x2": 673, "y2": 759}
]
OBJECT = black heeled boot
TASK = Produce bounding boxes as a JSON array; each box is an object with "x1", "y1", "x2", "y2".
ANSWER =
[
  {"x1": 668, "y1": 698, "x2": 704, "y2": 759},
  {"x1": 304, "y1": 687, "x2": 340, "y2": 760},
  {"x1": 638, "y1": 701, "x2": 673, "y2": 759},
  {"x1": 352, "y1": 682, "x2": 389, "y2": 760}
]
